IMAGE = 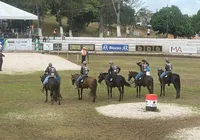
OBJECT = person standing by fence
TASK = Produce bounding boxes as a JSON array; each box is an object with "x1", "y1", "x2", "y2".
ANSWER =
[
  {"x1": 0, "y1": 51, "x2": 5, "y2": 71},
  {"x1": 53, "y1": 28, "x2": 57, "y2": 39},
  {"x1": 81, "y1": 47, "x2": 87, "y2": 64}
]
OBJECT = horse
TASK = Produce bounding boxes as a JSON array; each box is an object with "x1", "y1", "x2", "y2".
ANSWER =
[
  {"x1": 128, "y1": 71, "x2": 154, "y2": 98},
  {"x1": 157, "y1": 69, "x2": 180, "y2": 99},
  {"x1": 71, "y1": 74, "x2": 97, "y2": 102},
  {"x1": 40, "y1": 73, "x2": 61, "y2": 105},
  {"x1": 98, "y1": 73, "x2": 131, "y2": 101}
]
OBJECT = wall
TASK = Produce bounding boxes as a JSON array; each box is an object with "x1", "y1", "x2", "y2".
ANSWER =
[{"x1": 39, "y1": 37, "x2": 200, "y2": 54}]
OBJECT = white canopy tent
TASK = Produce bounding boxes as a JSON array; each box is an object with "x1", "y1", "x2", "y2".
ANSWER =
[{"x1": 0, "y1": 1, "x2": 38, "y2": 20}]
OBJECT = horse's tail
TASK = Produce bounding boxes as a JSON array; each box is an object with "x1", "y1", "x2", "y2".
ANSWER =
[
  {"x1": 91, "y1": 79, "x2": 97, "y2": 97},
  {"x1": 124, "y1": 79, "x2": 131, "y2": 87}
]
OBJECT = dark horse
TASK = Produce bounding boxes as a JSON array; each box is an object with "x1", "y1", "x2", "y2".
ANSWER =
[
  {"x1": 98, "y1": 73, "x2": 131, "y2": 101},
  {"x1": 128, "y1": 71, "x2": 154, "y2": 98},
  {"x1": 71, "y1": 74, "x2": 97, "y2": 102},
  {"x1": 157, "y1": 69, "x2": 180, "y2": 99},
  {"x1": 40, "y1": 73, "x2": 61, "y2": 105}
]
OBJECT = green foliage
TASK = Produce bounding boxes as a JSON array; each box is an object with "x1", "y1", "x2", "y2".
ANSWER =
[
  {"x1": 151, "y1": 5, "x2": 195, "y2": 38},
  {"x1": 121, "y1": 4, "x2": 135, "y2": 25},
  {"x1": 191, "y1": 10, "x2": 200, "y2": 33}
]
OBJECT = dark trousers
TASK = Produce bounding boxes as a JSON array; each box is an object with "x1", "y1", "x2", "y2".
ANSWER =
[
  {"x1": 0, "y1": 60, "x2": 3, "y2": 70},
  {"x1": 82, "y1": 55, "x2": 86, "y2": 63}
]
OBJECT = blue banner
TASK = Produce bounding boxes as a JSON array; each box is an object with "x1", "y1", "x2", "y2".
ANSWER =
[
  {"x1": 0, "y1": 38, "x2": 4, "y2": 50},
  {"x1": 102, "y1": 44, "x2": 129, "y2": 52}
]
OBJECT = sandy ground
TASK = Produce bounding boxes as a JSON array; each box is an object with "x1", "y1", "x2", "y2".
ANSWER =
[
  {"x1": 0, "y1": 53, "x2": 80, "y2": 74},
  {"x1": 166, "y1": 127, "x2": 200, "y2": 140},
  {"x1": 95, "y1": 102, "x2": 199, "y2": 120}
]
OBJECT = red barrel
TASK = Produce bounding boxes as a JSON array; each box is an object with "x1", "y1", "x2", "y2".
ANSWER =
[{"x1": 146, "y1": 94, "x2": 157, "y2": 111}]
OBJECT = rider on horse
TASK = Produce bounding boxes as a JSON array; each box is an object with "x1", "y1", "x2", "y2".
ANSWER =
[
  {"x1": 160, "y1": 58, "x2": 173, "y2": 82},
  {"x1": 41, "y1": 63, "x2": 60, "y2": 93},
  {"x1": 135, "y1": 58, "x2": 149, "y2": 87},
  {"x1": 75, "y1": 61, "x2": 89, "y2": 89},
  {"x1": 107, "y1": 61, "x2": 121, "y2": 83}
]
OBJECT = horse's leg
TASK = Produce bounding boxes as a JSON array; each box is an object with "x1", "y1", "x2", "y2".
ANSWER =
[
  {"x1": 136, "y1": 87, "x2": 138, "y2": 97},
  {"x1": 163, "y1": 84, "x2": 166, "y2": 96},
  {"x1": 139, "y1": 86, "x2": 141, "y2": 98},
  {"x1": 173, "y1": 83, "x2": 180, "y2": 99},
  {"x1": 107, "y1": 86, "x2": 110, "y2": 99},
  {"x1": 147, "y1": 86, "x2": 151, "y2": 94},
  {"x1": 110, "y1": 87, "x2": 113, "y2": 99},
  {"x1": 80, "y1": 88, "x2": 83, "y2": 100},
  {"x1": 117, "y1": 87, "x2": 122, "y2": 101},
  {"x1": 45, "y1": 90, "x2": 48, "y2": 102},
  {"x1": 160, "y1": 85, "x2": 163, "y2": 96},
  {"x1": 122, "y1": 86, "x2": 124, "y2": 101},
  {"x1": 51, "y1": 91, "x2": 53, "y2": 105},
  {"x1": 78, "y1": 89, "x2": 81, "y2": 100}
]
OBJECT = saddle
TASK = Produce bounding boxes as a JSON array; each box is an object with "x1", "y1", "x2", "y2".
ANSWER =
[
  {"x1": 80, "y1": 76, "x2": 88, "y2": 83},
  {"x1": 161, "y1": 73, "x2": 172, "y2": 86}
]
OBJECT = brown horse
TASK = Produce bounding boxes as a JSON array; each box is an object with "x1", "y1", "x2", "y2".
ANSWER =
[{"x1": 71, "y1": 74, "x2": 97, "y2": 102}]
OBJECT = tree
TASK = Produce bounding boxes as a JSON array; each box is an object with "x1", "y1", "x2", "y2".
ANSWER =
[
  {"x1": 191, "y1": 10, "x2": 200, "y2": 34},
  {"x1": 151, "y1": 5, "x2": 195, "y2": 38}
]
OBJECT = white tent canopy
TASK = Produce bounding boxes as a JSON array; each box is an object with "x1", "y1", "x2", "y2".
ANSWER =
[{"x1": 0, "y1": 1, "x2": 38, "y2": 20}]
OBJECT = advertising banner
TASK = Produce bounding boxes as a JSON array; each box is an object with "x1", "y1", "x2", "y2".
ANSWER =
[
  {"x1": 136, "y1": 45, "x2": 162, "y2": 52},
  {"x1": 102, "y1": 44, "x2": 129, "y2": 52},
  {"x1": 0, "y1": 38, "x2": 4, "y2": 50},
  {"x1": 169, "y1": 46, "x2": 197, "y2": 54},
  {"x1": 4, "y1": 39, "x2": 32, "y2": 51},
  {"x1": 68, "y1": 44, "x2": 95, "y2": 51},
  {"x1": 43, "y1": 43, "x2": 53, "y2": 51}
]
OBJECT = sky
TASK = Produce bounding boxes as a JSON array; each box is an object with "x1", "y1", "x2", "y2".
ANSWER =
[{"x1": 143, "y1": 0, "x2": 200, "y2": 15}]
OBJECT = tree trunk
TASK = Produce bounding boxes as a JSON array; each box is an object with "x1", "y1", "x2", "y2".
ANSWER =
[
  {"x1": 57, "y1": 11, "x2": 63, "y2": 37},
  {"x1": 68, "y1": 17, "x2": 73, "y2": 37},
  {"x1": 116, "y1": 1, "x2": 121, "y2": 37},
  {"x1": 99, "y1": 7, "x2": 104, "y2": 38},
  {"x1": 36, "y1": 4, "x2": 42, "y2": 37}
]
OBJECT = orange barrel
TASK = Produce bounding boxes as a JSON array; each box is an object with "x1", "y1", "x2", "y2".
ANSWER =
[{"x1": 146, "y1": 94, "x2": 157, "y2": 111}]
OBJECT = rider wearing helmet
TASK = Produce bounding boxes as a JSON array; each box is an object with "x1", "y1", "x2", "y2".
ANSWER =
[
  {"x1": 135, "y1": 58, "x2": 149, "y2": 87},
  {"x1": 75, "y1": 61, "x2": 89, "y2": 89},
  {"x1": 107, "y1": 61, "x2": 121, "y2": 82},
  {"x1": 41, "y1": 63, "x2": 59, "y2": 93},
  {"x1": 160, "y1": 57, "x2": 173, "y2": 80}
]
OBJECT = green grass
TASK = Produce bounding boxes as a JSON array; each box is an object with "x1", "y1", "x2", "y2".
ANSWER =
[{"x1": 1, "y1": 54, "x2": 200, "y2": 140}]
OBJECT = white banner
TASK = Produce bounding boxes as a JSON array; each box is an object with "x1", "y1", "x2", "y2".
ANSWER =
[
  {"x1": 43, "y1": 43, "x2": 53, "y2": 51},
  {"x1": 4, "y1": 39, "x2": 33, "y2": 51},
  {"x1": 169, "y1": 46, "x2": 197, "y2": 54}
]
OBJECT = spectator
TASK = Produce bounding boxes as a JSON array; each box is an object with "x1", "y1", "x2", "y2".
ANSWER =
[
  {"x1": 107, "y1": 29, "x2": 110, "y2": 37},
  {"x1": 0, "y1": 51, "x2": 5, "y2": 71},
  {"x1": 81, "y1": 47, "x2": 87, "y2": 63},
  {"x1": 43, "y1": 36, "x2": 47, "y2": 42},
  {"x1": 126, "y1": 28, "x2": 130, "y2": 37},
  {"x1": 53, "y1": 28, "x2": 57, "y2": 39},
  {"x1": 147, "y1": 28, "x2": 150, "y2": 37}
]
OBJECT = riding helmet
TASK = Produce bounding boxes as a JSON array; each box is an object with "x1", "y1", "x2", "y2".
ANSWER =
[
  {"x1": 109, "y1": 61, "x2": 113, "y2": 64},
  {"x1": 49, "y1": 63, "x2": 52, "y2": 67}
]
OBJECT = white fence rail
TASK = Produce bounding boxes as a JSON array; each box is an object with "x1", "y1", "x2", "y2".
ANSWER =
[{"x1": 1, "y1": 37, "x2": 200, "y2": 55}]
